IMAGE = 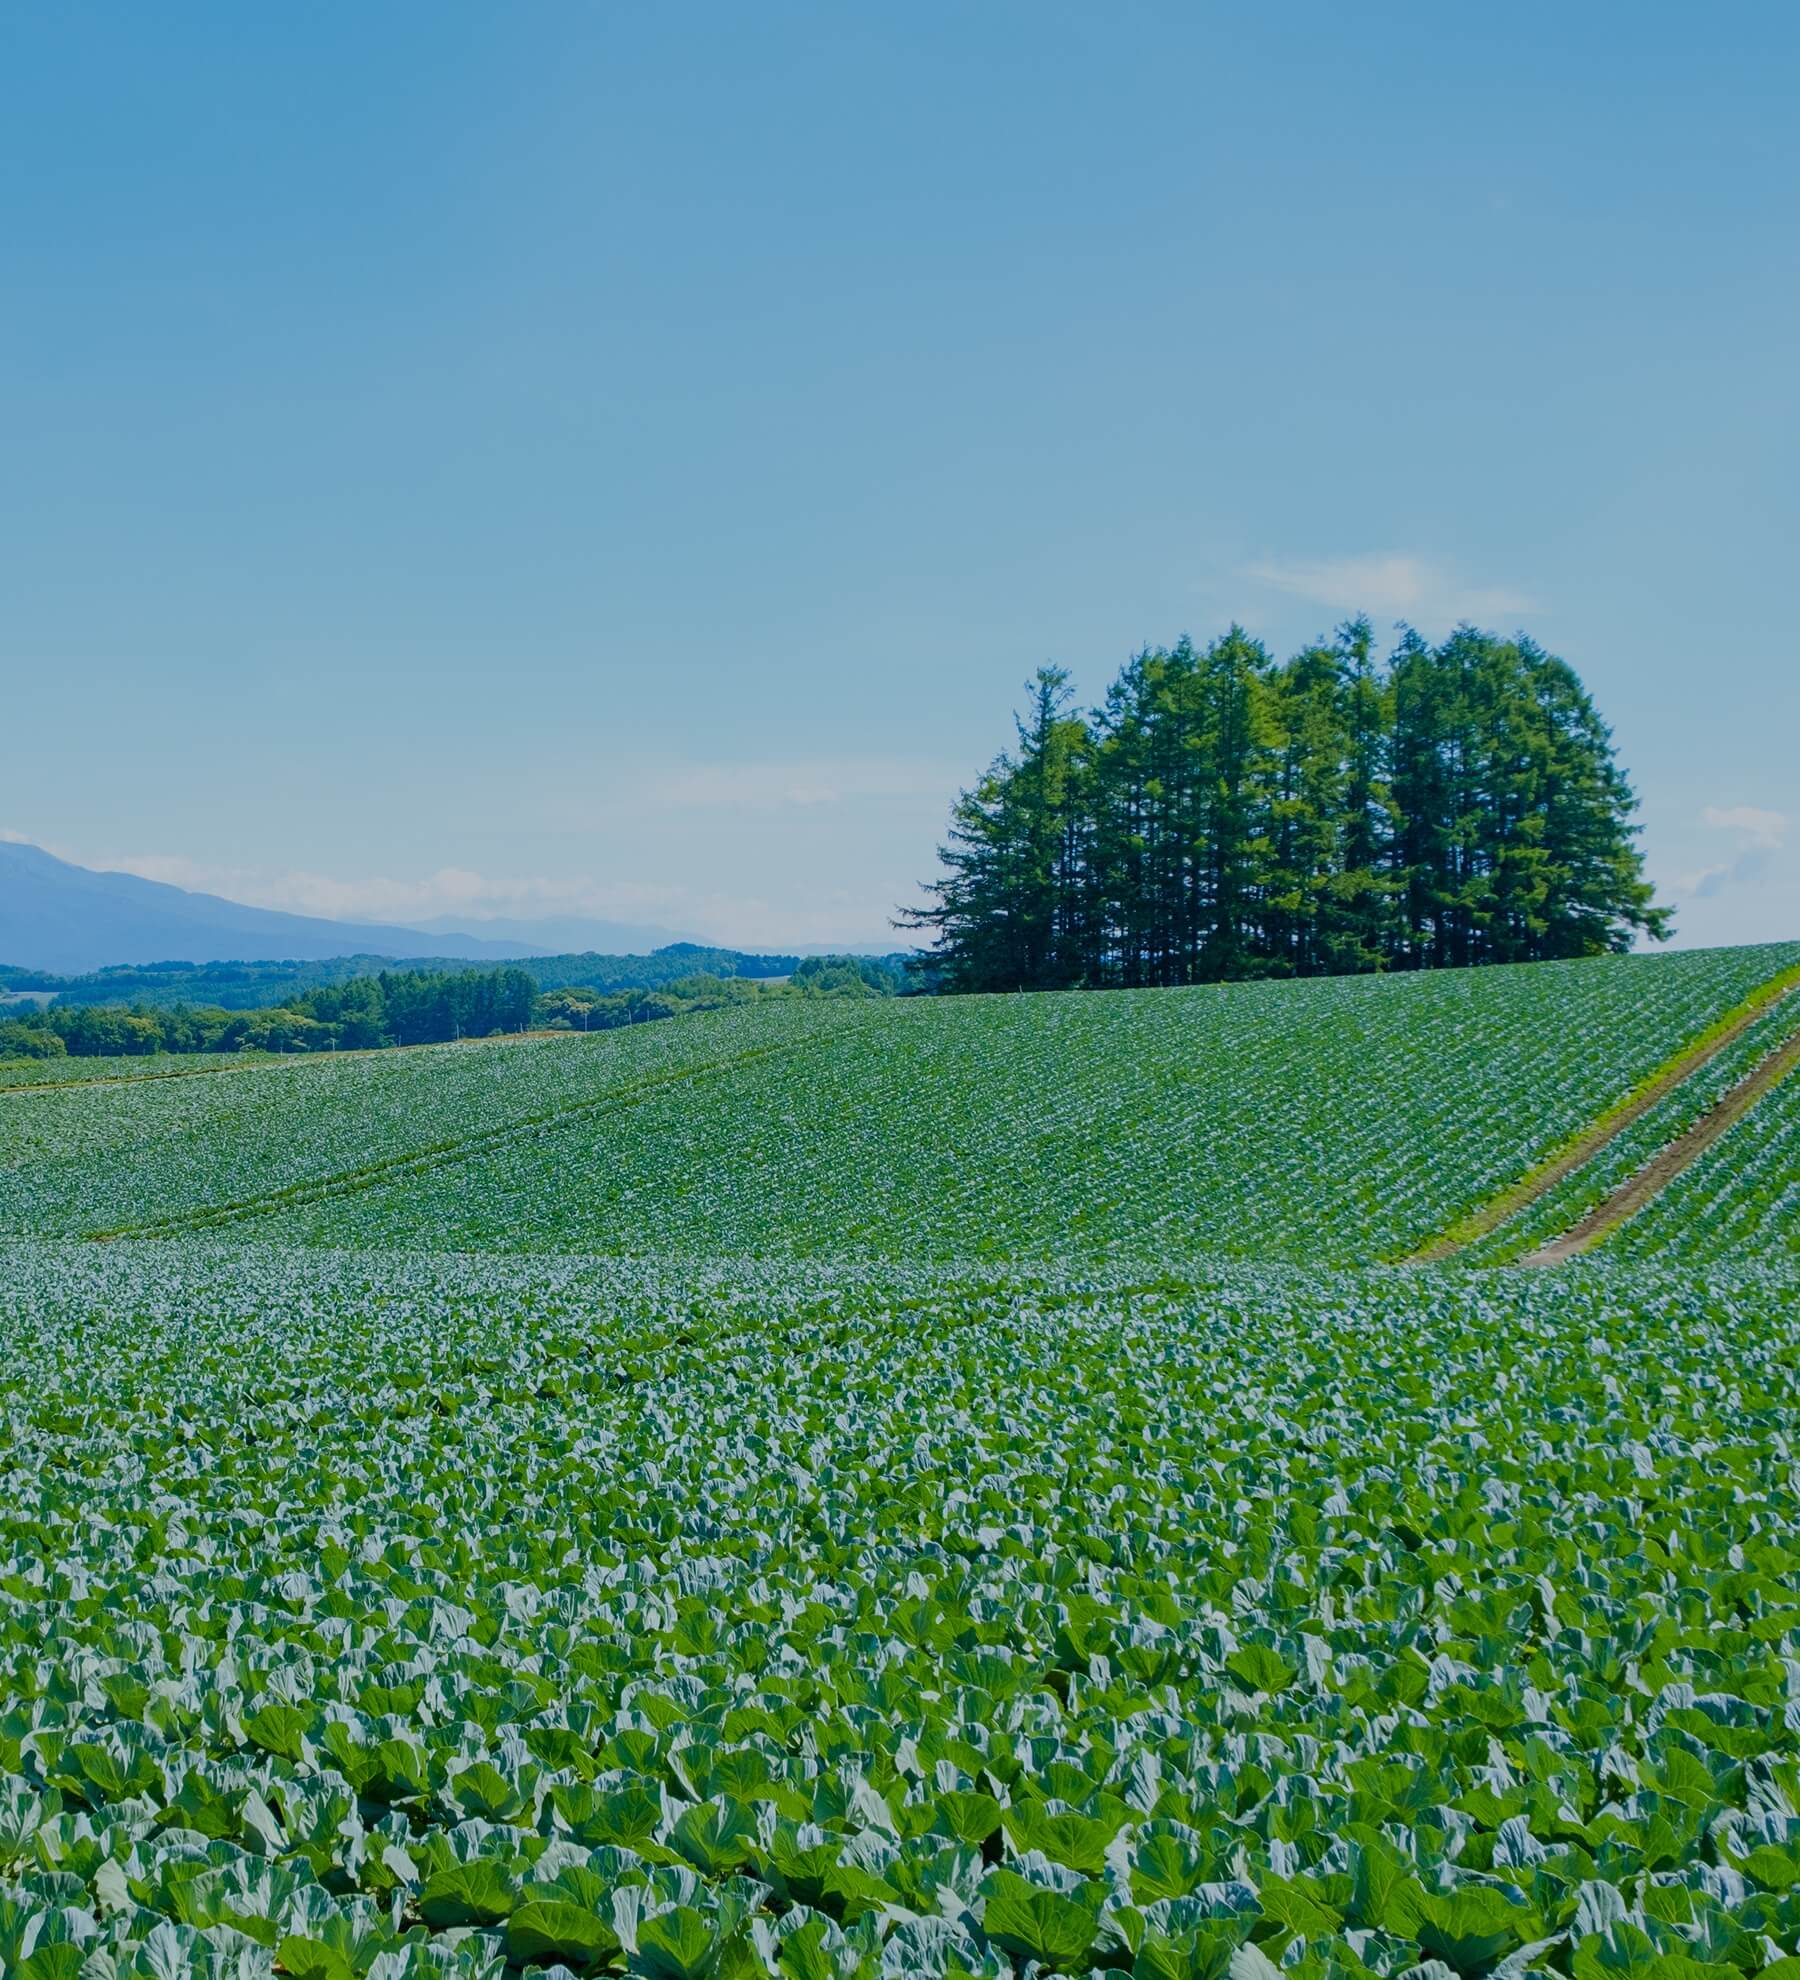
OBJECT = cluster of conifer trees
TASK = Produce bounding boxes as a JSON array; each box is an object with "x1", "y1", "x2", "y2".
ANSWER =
[
  {"x1": 289, "y1": 967, "x2": 538, "y2": 1047},
  {"x1": 903, "y1": 621, "x2": 1668, "y2": 991}
]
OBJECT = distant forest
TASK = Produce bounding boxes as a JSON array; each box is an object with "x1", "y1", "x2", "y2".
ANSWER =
[
  {"x1": 0, "y1": 942, "x2": 810, "y2": 1013},
  {"x1": 0, "y1": 966, "x2": 537, "y2": 1058},
  {"x1": 0, "y1": 956, "x2": 911, "y2": 1061},
  {"x1": 903, "y1": 620, "x2": 1670, "y2": 992}
]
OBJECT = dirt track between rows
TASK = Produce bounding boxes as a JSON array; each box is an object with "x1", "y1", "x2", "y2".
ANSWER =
[
  {"x1": 1410, "y1": 968, "x2": 1800, "y2": 1263},
  {"x1": 1518, "y1": 1018, "x2": 1800, "y2": 1265}
]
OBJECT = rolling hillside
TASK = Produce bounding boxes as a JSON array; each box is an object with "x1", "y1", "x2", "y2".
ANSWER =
[
  {"x1": 17, "y1": 943, "x2": 809, "y2": 1012},
  {"x1": 5, "y1": 942, "x2": 1800, "y2": 1980},
  {"x1": 1608, "y1": 1028, "x2": 1800, "y2": 1261},
  {"x1": 7, "y1": 941, "x2": 1797, "y2": 1262}
]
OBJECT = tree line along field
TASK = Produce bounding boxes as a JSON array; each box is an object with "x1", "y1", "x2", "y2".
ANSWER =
[{"x1": 1, "y1": 944, "x2": 1799, "y2": 1980}]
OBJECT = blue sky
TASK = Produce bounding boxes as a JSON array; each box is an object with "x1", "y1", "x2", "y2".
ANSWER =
[{"x1": 2, "y1": 2, "x2": 1795, "y2": 949}]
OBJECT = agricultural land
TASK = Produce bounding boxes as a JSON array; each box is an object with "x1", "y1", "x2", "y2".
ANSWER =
[{"x1": 2, "y1": 943, "x2": 1800, "y2": 1980}]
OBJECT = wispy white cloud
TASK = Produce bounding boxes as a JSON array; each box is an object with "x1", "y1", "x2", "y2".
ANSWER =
[
  {"x1": 649, "y1": 890, "x2": 901, "y2": 951},
  {"x1": 4, "y1": 752, "x2": 955, "y2": 949},
  {"x1": 71, "y1": 852, "x2": 681, "y2": 927},
  {"x1": 529, "y1": 756, "x2": 957, "y2": 849},
  {"x1": 9, "y1": 834, "x2": 903, "y2": 950},
  {"x1": 1241, "y1": 551, "x2": 1536, "y2": 625},
  {"x1": 1701, "y1": 804, "x2": 1786, "y2": 850},
  {"x1": 1674, "y1": 804, "x2": 1790, "y2": 899}
]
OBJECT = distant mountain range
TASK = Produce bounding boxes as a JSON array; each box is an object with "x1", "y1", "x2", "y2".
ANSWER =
[{"x1": 0, "y1": 841, "x2": 699, "y2": 975}]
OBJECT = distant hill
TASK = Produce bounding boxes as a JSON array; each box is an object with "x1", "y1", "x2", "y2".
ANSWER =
[
  {"x1": 0, "y1": 841, "x2": 694, "y2": 974},
  {"x1": 24, "y1": 947, "x2": 809, "y2": 1012},
  {"x1": 0, "y1": 840, "x2": 529, "y2": 973}
]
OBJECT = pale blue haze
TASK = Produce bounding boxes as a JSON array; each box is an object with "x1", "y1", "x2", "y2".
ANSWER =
[{"x1": 2, "y1": 3, "x2": 1795, "y2": 948}]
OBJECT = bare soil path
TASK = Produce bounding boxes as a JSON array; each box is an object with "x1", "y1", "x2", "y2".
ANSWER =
[
  {"x1": 1516, "y1": 1019, "x2": 1800, "y2": 1265},
  {"x1": 1410, "y1": 964, "x2": 1800, "y2": 1263}
]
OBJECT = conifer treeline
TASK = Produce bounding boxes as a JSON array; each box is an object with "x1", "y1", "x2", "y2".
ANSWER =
[{"x1": 902, "y1": 620, "x2": 1669, "y2": 991}]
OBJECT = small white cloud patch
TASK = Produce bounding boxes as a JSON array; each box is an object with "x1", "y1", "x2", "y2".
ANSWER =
[
  {"x1": 1241, "y1": 551, "x2": 1535, "y2": 625},
  {"x1": 1701, "y1": 805, "x2": 1787, "y2": 850},
  {"x1": 1676, "y1": 805, "x2": 1792, "y2": 898}
]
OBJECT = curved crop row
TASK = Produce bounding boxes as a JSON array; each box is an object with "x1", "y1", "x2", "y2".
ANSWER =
[
  {"x1": 0, "y1": 1004, "x2": 860, "y2": 1238},
  {"x1": 0, "y1": 1052, "x2": 297, "y2": 1091},
  {"x1": 1603, "y1": 1049, "x2": 1800, "y2": 1262},
  {"x1": 247, "y1": 946, "x2": 1800, "y2": 1264}
]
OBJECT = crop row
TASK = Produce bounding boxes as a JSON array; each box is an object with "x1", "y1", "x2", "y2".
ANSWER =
[
  {"x1": 1463, "y1": 986, "x2": 1800, "y2": 1264},
  {"x1": 0, "y1": 1004, "x2": 858, "y2": 1239},
  {"x1": 0, "y1": 1241, "x2": 1797, "y2": 1979},
  {"x1": 1606, "y1": 1056, "x2": 1800, "y2": 1263},
  {"x1": 243, "y1": 946, "x2": 1800, "y2": 1264},
  {"x1": 0, "y1": 1054, "x2": 293, "y2": 1091}
]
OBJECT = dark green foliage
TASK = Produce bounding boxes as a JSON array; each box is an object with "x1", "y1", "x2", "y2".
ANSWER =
[
  {"x1": 0, "y1": 1018, "x2": 63, "y2": 1059},
  {"x1": 2, "y1": 966, "x2": 538, "y2": 1057},
  {"x1": 534, "y1": 959, "x2": 907, "y2": 1035},
  {"x1": 789, "y1": 954, "x2": 911, "y2": 996},
  {"x1": 25, "y1": 947, "x2": 808, "y2": 1012},
  {"x1": 13, "y1": 951, "x2": 922, "y2": 1039},
  {"x1": 905, "y1": 620, "x2": 1669, "y2": 991},
  {"x1": 535, "y1": 973, "x2": 772, "y2": 1035},
  {"x1": 0, "y1": 954, "x2": 914, "y2": 1064},
  {"x1": 297, "y1": 965, "x2": 539, "y2": 1045}
]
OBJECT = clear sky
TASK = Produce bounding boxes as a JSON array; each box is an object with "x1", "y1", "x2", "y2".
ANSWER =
[{"x1": 3, "y1": 3, "x2": 1795, "y2": 950}]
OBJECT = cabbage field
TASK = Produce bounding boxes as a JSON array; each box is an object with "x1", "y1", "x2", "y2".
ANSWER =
[
  {"x1": 2, "y1": 944, "x2": 1800, "y2": 1980},
  {"x1": 1459, "y1": 983, "x2": 1800, "y2": 1266},
  {"x1": 1609, "y1": 1047, "x2": 1800, "y2": 1262},
  {"x1": 0, "y1": 1005, "x2": 853, "y2": 1242},
  {"x1": 5, "y1": 945, "x2": 1797, "y2": 1262},
  {"x1": 0, "y1": 1056, "x2": 293, "y2": 1091}
]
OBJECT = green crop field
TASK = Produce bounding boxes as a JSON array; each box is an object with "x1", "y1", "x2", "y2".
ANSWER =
[
  {"x1": 1457, "y1": 985, "x2": 1800, "y2": 1266},
  {"x1": 6, "y1": 944, "x2": 1795, "y2": 1261},
  {"x1": 0, "y1": 1054, "x2": 299, "y2": 1090},
  {"x1": 2, "y1": 944, "x2": 1799, "y2": 1980},
  {"x1": 0, "y1": 1006, "x2": 852, "y2": 1242},
  {"x1": 1608, "y1": 1047, "x2": 1800, "y2": 1263}
]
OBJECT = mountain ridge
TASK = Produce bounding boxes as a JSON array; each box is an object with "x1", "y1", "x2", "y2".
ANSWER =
[{"x1": 0, "y1": 841, "x2": 696, "y2": 974}]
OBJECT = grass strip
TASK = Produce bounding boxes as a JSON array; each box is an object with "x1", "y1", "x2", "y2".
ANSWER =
[
  {"x1": 1519, "y1": 1020, "x2": 1800, "y2": 1263},
  {"x1": 1406, "y1": 957, "x2": 1800, "y2": 1263}
]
